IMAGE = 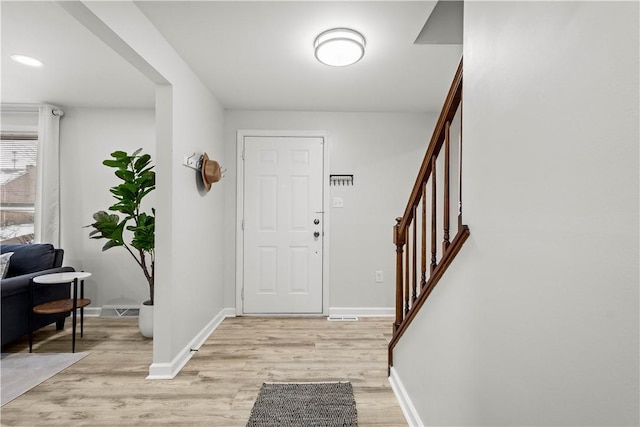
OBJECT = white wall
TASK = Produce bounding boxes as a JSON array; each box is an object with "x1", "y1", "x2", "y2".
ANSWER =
[
  {"x1": 60, "y1": 107, "x2": 155, "y2": 308},
  {"x1": 224, "y1": 111, "x2": 436, "y2": 311},
  {"x1": 394, "y1": 2, "x2": 639, "y2": 426},
  {"x1": 65, "y1": 1, "x2": 226, "y2": 373}
]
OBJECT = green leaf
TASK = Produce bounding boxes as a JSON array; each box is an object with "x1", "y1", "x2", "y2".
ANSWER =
[
  {"x1": 103, "y1": 159, "x2": 126, "y2": 168},
  {"x1": 131, "y1": 148, "x2": 143, "y2": 157},
  {"x1": 111, "y1": 151, "x2": 128, "y2": 159},
  {"x1": 86, "y1": 209, "x2": 127, "y2": 245},
  {"x1": 138, "y1": 166, "x2": 155, "y2": 175},
  {"x1": 136, "y1": 171, "x2": 155, "y2": 189},
  {"x1": 110, "y1": 183, "x2": 137, "y2": 200},
  {"x1": 102, "y1": 240, "x2": 122, "y2": 251},
  {"x1": 115, "y1": 169, "x2": 135, "y2": 183},
  {"x1": 113, "y1": 203, "x2": 134, "y2": 212},
  {"x1": 134, "y1": 154, "x2": 151, "y2": 172},
  {"x1": 92, "y1": 210, "x2": 117, "y2": 223},
  {"x1": 130, "y1": 224, "x2": 155, "y2": 251}
]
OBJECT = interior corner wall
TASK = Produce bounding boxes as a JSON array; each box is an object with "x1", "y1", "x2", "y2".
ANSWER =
[
  {"x1": 223, "y1": 111, "x2": 436, "y2": 311},
  {"x1": 60, "y1": 107, "x2": 155, "y2": 308},
  {"x1": 74, "y1": 1, "x2": 226, "y2": 368},
  {"x1": 393, "y1": 2, "x2": 639, "y2": 426}
]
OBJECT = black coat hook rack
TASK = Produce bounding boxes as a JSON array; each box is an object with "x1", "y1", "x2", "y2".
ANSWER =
[{"x1": 330, "y1": 174, "x2": 354, "y2": 186}]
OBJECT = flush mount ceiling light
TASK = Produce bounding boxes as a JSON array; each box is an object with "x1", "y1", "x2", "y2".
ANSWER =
[
  {"x1": 10, "y1": 54, "x2": 44, "y2": 67},
  {"x1": 314, "y1": 28, "x2": 365, "y2": 67}
]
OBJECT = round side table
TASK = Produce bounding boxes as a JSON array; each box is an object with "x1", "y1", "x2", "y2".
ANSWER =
[{"x1": 30, "y1": 272, "x2": 92, "y2": 353}]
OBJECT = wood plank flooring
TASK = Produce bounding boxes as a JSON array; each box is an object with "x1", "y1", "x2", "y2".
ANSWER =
[{"x1": 1, "y1": 316, "x2": 407, "y2": 426}]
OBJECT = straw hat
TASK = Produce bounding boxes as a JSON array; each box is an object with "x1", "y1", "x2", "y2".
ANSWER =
[{"x1": 200, "y1": 152, "x2": 221, "y2": 191}]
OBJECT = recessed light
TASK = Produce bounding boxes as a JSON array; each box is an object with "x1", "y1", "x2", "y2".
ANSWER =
[
  {"x1": 314, "y1": 28, "x2": 365, "y2": 67},
  {"x1": 10, "y1": 54, "x2": 44, "y2": 67}
]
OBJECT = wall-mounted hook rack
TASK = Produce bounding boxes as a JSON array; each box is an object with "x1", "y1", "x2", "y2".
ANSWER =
[
  {"x1": 183, "y1": 152, "x2": 199, "y2": 171},
  {"x1": 183, "y1": 152, "x2": 225, "y2": 193},
  {"x1": 330, "y1": 174, "x2": 354, "y2": 186}
]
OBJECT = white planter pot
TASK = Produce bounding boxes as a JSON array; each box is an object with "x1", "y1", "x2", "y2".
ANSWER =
[{"x1": 138, "y1": 301, "x2": 153, "y2": 338}]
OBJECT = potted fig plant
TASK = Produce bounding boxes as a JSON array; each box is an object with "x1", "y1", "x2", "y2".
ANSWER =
[{"x1": 86, "y1": 149, "x2": 155, "y2": 337}]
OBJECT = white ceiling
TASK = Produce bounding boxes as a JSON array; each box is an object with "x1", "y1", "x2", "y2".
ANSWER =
[
  {"x1": 1, "y1": 1, "x2": 462, "y2": 113},
  {"x1": 1, "y1": 1, "x2": 155, "y2": 109}
]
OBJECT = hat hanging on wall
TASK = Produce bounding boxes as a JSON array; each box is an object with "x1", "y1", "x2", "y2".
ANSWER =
[{"x1": 200, "y1": 152, "x2": 221, "y2": 192}]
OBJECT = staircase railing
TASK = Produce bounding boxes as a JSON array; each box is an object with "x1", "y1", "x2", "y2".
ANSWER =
[{"x1": 389, "y1": 58, "x2": 469, "y2": 367}]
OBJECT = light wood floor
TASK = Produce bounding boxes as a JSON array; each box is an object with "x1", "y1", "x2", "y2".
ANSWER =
[{"x1": 1, "y1": 316, "x2": 407, "y2": 426}]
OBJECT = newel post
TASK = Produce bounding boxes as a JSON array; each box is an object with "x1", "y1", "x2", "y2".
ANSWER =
[{"x1": 393, "y1": 217, "x2": 405, "y2": 332}]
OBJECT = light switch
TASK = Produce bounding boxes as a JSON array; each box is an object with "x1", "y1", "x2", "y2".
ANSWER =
[
  {"x1": 332, "y1": 197, "x2": 344, "y2": 208},
  {"x1": 375, "y1": 271, "x2": 384, "y2": 283}
]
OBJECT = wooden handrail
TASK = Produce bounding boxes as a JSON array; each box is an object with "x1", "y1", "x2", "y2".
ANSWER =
[
  {"x1": 396, "y1": 59, "x2": 463, "y2": 235},
  {"x1": 389, "y1": 57, "x2": 469, "y2": 369}
]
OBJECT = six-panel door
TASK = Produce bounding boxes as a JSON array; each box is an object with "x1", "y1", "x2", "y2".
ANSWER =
[{"x1": 242, "y1": 136, "x2": 324, "y2": 314}]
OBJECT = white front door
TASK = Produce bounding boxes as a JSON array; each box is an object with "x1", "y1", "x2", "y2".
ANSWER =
[{"x1": 242, "y1": 136, "x2": 324, "y2": 314}]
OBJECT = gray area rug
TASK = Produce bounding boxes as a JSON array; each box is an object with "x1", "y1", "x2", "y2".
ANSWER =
[
  {"x1": 0, "y1": 352, "x2": 89, "y2": 406},
  {"x1": 247, "y1": 382, "x2": 357, "y2": 427}
]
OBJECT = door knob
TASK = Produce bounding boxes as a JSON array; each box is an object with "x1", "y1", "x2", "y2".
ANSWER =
[
  {"x1": 314, "y1": 231, "x2": 320, "y2": 238},
  {"x1": 314, "y1": 219, "x2": 320, "y2": 225}
]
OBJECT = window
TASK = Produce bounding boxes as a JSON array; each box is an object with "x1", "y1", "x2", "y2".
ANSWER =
[{"x1": 0, "y1": 135, "x2": 38, "y2": 243}]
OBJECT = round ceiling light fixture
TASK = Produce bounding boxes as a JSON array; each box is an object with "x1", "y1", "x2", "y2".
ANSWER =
[
  {"x1": 314, "y1": 28, "x2": 365, "y2": 67},
  {"x1": 10, "y1": 54, "x2": 44, "y2": 67}
]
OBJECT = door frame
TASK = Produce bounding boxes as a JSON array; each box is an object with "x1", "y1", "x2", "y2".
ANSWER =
[{"x1": 235, "y1": 130, "x2": 330, "y2": 316}]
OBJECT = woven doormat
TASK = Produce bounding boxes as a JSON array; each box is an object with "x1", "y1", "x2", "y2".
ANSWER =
[{"x1": 247, "y1": 382, "x2": 357, "y2": 427}]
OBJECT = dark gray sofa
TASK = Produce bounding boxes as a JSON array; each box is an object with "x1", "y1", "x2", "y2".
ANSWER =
[{"x1": 1, "y1": 243, "x2": 75, "y2": 348}]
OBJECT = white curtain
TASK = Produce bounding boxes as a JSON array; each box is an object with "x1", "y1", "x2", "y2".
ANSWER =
[{"x1": 34, "y1": 105, "x2": 64, "y2": 246}]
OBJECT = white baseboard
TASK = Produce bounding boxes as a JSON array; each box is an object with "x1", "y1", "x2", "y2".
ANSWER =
[
  {"x1": 101, "y1": 304, "x2": 140, "y2": 309},
  {"x1": 328, "y1": 307, "x2": 394, "y2": 317},
  {"x1": 81, "y1": 307, "x2": 102, "y2": 317},
  {"x1": 389, "y1": 367, "x2": 424, "y2": 427},
  {"x1": 146, "y1": 307, "x2": 235, "y2": 380}
]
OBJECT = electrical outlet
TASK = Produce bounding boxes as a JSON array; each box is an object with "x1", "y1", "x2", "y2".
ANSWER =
[
  {"x1": 332, "y1": 197, "x2": 344, "y2": 208},
  {"x1": 375, "y1": 270, "x2": 384, "y2": 283}
]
